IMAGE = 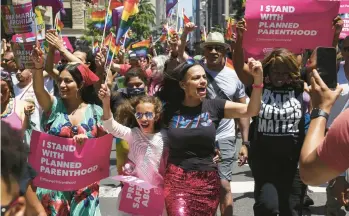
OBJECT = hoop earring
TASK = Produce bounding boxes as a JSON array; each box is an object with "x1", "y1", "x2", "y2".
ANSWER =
[{"x1": 265, "y1": 76, "x2": 270, "y2": 84}]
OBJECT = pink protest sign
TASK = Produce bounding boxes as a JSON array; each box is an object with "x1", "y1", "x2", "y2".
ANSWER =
[
  {"x1": 29, "y1": 130, "x2": 113, "y2": 191},
  {"x1": 119, "y1": 183, "x2": 164, "y2": 216},
  {"x1": 340, "y1": 1, "x2": 349, "y2": 14},
  {"x1": 244, "y1": 47, "x2": 303, "y2": 60},
  {"x1": 1, "y1": 2, "x2": 34, "y2": 34},
  {"x1": 111, "y1": 175, "x2": 156, "y2": 190},
  {"x1": 340, "y1": 18, "x2": 349, "y2": 39},
  {"x1": 243, "y1": 0, "x2": 339, "y2": 50}
]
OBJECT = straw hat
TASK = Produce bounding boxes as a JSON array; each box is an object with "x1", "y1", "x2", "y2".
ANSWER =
[{"x1": 200, "y1": 32, "x2": 230, "y2": 50}]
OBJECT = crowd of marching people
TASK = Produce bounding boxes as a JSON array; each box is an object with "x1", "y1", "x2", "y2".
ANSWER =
[{"x1": 2, "y1": 1, "x2": 349, "y2": 216}]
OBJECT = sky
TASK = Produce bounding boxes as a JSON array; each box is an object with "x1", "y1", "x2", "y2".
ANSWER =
[{"x1": 179, "y1": 0, "x2": 193, "y2": 17}]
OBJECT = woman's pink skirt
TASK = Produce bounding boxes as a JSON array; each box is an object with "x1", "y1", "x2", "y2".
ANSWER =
[{"x1": 164, "y1": 164, "x2": 220, "y2": 216}]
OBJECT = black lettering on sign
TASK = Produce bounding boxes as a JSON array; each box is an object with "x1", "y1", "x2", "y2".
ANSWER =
[{"x1": 258, "y1": 90, "x2": 302, "y2": 136}]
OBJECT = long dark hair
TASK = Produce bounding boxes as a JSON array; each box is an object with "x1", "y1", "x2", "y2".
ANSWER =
[
  {"x1": 157, "y1": 59, "x2": 201, "y2": 124},
  {"x1": 63, "y1": 63, "x2": 97, "y2": 104}
]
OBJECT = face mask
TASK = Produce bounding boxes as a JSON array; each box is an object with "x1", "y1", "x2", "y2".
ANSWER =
[{"x1": 127, "y1": 87, "x2": 145, "y2": 97}]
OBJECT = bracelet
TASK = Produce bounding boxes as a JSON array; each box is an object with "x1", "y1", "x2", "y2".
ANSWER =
[{"x1": 252, "y1": 83, "x2": 264, "y2": 89}]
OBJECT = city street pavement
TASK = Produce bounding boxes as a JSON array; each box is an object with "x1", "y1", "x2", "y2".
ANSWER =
[{"x1": 99, "y1": 139, "x2": 346, "y2": 216}]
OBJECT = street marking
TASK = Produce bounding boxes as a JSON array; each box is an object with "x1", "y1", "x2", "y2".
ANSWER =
[{"x1": 99, "y1": 181, "x2": 326, "y2": 198}]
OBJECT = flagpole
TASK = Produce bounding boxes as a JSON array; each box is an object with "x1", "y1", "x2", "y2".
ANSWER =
[
  {"x1": 32, "y1": 7, "x2": 38, "y2": 45},
  {"x1": 100, "y1": 0, "x2": 112, "y2": 47},
  {"x1": 175, "y1": 1, "x2": 180, "y2": 32},
  {"x1": 105, "y1": 51, "x2": 116, "y2": 85}
]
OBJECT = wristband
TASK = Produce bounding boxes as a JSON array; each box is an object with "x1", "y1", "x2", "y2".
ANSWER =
[
  {"x1": 252, "y1": 83, "x2": 264, "y2": 89},
  {"x1": 34, "y1": 67, "x2": 43, "y2": 70},
  {"x1": 242, "y1": 141, "x2": 250, "y2": 146},
  {"x1": 310, "y1": 108, "x2": 329, "y2": 121}
]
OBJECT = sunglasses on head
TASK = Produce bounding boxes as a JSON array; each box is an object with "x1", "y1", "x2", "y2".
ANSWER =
[
  {"x1": 1, "y1": 71, "x2": 11, "y2": 81},
  {"x1": 135, "y1": 112, "x2": 154, "y2": 120},
  {"x1": 205, "y1": 45, "x2": 225, "y2": 52}
]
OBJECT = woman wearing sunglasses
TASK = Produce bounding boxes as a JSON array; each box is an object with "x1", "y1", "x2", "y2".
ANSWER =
[
  {"x1": 99, "y1": 86, "x2": 168, "y2": 215},
  {"x1": 157, "y1": 58, "x2": 263, "y2": 215}
]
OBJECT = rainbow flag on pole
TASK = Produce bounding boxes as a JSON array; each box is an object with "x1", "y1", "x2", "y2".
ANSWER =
[
  {"x1": 225, "y1": 18, "x2": 235, "y2": 41},
  {"x1": 182, "y1": 8, "x2": 190, "y2": 25},
  {"x1": 115, "y1": 0, "x2": 139, "y2": 44},
  {"x1": 56, "y1": 19, "x2": 64, "y2": 34}
]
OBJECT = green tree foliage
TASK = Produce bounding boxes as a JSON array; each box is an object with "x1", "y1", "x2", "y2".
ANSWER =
[
  {"x1": 131, "y1": 0, "x2": 156, "y2": 41},
  {"x1": 82, "y1": 0, "x2": 156, "y2": 43}
]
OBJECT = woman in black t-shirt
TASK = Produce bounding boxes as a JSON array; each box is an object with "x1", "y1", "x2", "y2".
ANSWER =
[{"x1": 158, "y1": 59, "x2": 264, "y2": 216}]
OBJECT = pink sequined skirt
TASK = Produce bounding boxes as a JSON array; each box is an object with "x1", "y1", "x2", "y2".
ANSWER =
[{"x1": 164, "y1": 164, "x2": 220, "y2": 216}]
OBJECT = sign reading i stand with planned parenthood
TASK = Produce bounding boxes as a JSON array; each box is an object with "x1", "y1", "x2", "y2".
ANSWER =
[
  {"x1": 243, "y1": 0, "x2": 340, "y2": 50},
  {"x1": 29, "y1": 131, "x2": 113, "y2": 191}
]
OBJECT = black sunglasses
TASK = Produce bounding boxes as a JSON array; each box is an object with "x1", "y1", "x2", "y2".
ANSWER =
[
  {"x1": 1, "y1": 196, "x2": 21, "y2": 216},
  {"x1": 135, "y1": 112, "x2": 154, "y2": 120},
  {"x1": 205, "y1": 45, "x2": 225, "y2": 52},
  {"x1": 1, "y1": 59, "x2": 13, "y2": 64}
]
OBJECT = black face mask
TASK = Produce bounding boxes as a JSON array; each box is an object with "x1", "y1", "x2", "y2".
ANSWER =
[{"x1": 127, "y1": 87, "x2": 145, "y2": 97}]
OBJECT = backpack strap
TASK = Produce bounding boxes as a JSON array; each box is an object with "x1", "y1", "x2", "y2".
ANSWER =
[{"x1": 205, "y1": 71, "x2": 231, "y2": 101}]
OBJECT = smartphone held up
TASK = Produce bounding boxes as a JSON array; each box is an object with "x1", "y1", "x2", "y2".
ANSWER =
[{"x1": 315, "y1": 47, "x2": 338, "y2": 89}]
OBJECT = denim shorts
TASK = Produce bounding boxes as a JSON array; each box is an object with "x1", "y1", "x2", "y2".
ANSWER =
[{"x1": 217, "y1": 136, "x2": 237, "y2": 181}]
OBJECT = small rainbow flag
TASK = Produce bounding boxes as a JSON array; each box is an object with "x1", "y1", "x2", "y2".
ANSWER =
[
  {"x1": 116, "y1": 0, "x2": 139, "y2": 44},
  {"x1": 110, "y1": 0, "x2": 123, "y2": 10},
  {"x1": 168, "y1": 27, "x2": 177, "y2": 39},
  {"x1": 225, "y1": 18, "x2": 235, "y2": 41},
  {"x1": 92, "y1": 41, "x2": 99, "y2": 54},
  {"x1": 56, "y1": 19, "x2": 64, "y2": 33},
  {"x1": 131, "y1": 40, "x2": 150, "y2": 50},
  {"x1": 160, "y1": 23, "x2": 168, "y2": 43},
  {"x1": 182, "y1": 8, "x2": 190, "y2": 25},
  {"x1": 91, "y1": 10, "x2": 105, "y2": 23},
  {"x1": 103, "y1": 33, "x2": 113, "y2": 47}
]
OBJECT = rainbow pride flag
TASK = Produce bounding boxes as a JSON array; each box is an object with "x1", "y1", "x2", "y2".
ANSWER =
[
  {"x1": 131, "y1": 40, "x2": 150, "y2": 50},
  {"x1": 92, "y1": 41, "x2": 99, "y2": 54},
  {"x1": 115, "y1": 0, "x2": 139, "y2": 44},
  {"x1": 110, "y1": 0, "x2": 123, "y2": 10},
  {"x1": 91, "y1": 10, "x2": 105, "y2": 23},
  {"x1": 159, "y1": 23, "x2": 168, "y2": 43},
  {"x1": 225, "y1": 18, "x2": 235, "y2": 41},
  {"x1": 56, "y1": 19, "x2": 64, "y2": 33},
  {"x1": 182, "y1": 8, "x2": 190, "y2": 25},
  {"x1": 103, "y1": 33, "x2": 113, "y2": 47}
]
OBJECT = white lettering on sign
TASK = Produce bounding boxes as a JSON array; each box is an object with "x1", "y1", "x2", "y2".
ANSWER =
[{"x1": 257, "y1": 4, "x2": 317, "y2": 36}]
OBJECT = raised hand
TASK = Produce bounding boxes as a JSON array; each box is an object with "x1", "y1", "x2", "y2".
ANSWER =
[
  {"x1": 183, "y1": 22, "x2": 196, "y2": 34},
  {"x1": 46, "y1": 31, "x2": 64, "y2": 52},
  {"x1": 98, "y1": 84, "x2": 111, "y2": 104},
  {"x1": 30, "y1": 45, "x2": 44, "y2": 69},
  {"x1": 333, "y1": 16, "x2": 344, "y2": 34},
  {"x1": 247, "y1": 58, "x2": 263, "y2": 78},
  {"x1": 309, "y1": 69, "x2": 342, "y2": 113},
  {"x1": 236, "y1": 18, "x2": 247, "y2": 39}
]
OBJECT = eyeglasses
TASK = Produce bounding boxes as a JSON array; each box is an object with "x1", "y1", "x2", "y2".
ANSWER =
[
  {"x1": 134, "y1": 112, "x2": 154, "y2": 120},
  {"x1": 1, "y1": 196, "x2": 21, "y2": 216},
  {"x1": 205, "y1": 46, "x2": 225, "y2": 52}
]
